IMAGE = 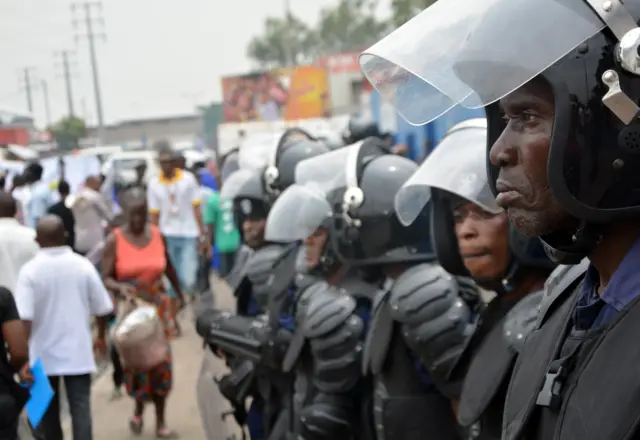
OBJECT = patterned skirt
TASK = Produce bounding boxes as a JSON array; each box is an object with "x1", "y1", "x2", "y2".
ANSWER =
[{"x1": 123, "y1": 348, "x2": 173, "y2": 401}]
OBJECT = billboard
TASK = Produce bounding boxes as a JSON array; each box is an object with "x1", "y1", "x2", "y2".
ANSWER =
[{"x1": 221, "y1": 66, "x2": 330, "y2": 123}]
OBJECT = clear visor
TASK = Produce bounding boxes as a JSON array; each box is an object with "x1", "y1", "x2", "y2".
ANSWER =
[
  {"x1": 238, "y1": 132, "x2": 279, "y2": 170},
  {"x1": 264, "y1": 183, "x2": 332, "y2": 242},
  {"x1": 359, "y1": 0, "x2": 604, "y2": 125},
  {"x1": 220, "y1": 169, "x2": 255, "y2": 201},
  {"x1": 294, "y1": 141, "x2": 363, "y2": 192},
  {"x1": 395, "y1": 124, "x2": 501, "y2": 225}
]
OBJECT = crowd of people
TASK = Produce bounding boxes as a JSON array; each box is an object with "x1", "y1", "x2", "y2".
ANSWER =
[
  {"x1": 1, "y1": 3, "x2": 639, "y2": 439},
  {"x1": 0, "y1": 142, "x2": 236, "y2": 440}
]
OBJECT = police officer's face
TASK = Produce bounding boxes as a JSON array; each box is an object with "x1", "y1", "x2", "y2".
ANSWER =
[
  {"x1": 454, "y1": 202, "x2": 510, "y2": 280},
  {"x1": 243, "y1": 217, "x2": 266, "y2": 249},
  {"x1": 489, "y1": 78, "x2": 571, "y2": 236},
  {"x1": 303, "y1": 227, "x2": 328, "y2": 269}
]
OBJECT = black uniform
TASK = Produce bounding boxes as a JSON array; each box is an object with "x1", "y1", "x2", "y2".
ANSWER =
[
  {"x1": 195, "y1": 129, "x2": 330, "y2": 440},
  {"x1": 297, "y1": 138, "x2": 479, "y2": 440},
  {"x1": 392, "y1": 118, "x2": 557, "y2": 440}
]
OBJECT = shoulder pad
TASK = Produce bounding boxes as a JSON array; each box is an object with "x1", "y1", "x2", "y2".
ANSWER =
[
  {"x1": 293, "y1": 282, "x2": 316, "y2": 325},
  {"x1": 388, "y1": 263, "x2": 460, "y2": 325},
  {"x1": 503, "y1": 290, "x2": 544, "y2": 353},
  {"x1": 224, "y1": 245, "x2": 254, "y2": 292},
  {"x1": 537, "y1": 258, "x2": 589, "y2": 325},
  {"x1": 303, "y1": 282, "x2": 356, "y2": 338},
  {"x1": 294, "y1": 272, "x2": 319, "y2": 291},
  {"x1": 246, "y1": 244, "x2": 288, "y2": 291}
]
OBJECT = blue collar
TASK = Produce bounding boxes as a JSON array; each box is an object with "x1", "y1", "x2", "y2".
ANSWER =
[{"x1": 581, "y1": 235, "x2": 640, "y2": 312}]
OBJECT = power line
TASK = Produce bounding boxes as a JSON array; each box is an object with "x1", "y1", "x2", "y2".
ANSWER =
[{"x1": 72, "y1": 1, "x2": 106, "y2": 143}]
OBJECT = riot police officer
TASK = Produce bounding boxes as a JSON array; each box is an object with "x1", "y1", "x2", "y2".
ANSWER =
[
  {"x1": 360, "y1": 1, "x2": 640, "y2": 438},
  {"x1": 196, "y1": 128, "x2": 330, "y2": 440},
  {"x1": 394, "y1": 118, "x2": 555, "y2": 439},
  {"x1": 286, "y1": 134, "x2": 476, "y2": 439},
  {"x1": 263, "y1": 138, "x2": 392, "y2": 440}
]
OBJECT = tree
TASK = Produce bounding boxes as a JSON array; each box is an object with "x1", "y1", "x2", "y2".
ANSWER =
[
  {"x1": 315, "y1": 0, "x2": 389, "y2": 54},
  {"x1": 247, "y1": 14, "x2": 318, "y2": 69},
  {"x1": 389, "y1": 0, "x2": 437, "y2": 28},
  {"x1": 49, "y1": 116, "x2": 86, "y2": 150},
  {"x1": 246, "y1": 0, "x2": 389, "y2": 68}
]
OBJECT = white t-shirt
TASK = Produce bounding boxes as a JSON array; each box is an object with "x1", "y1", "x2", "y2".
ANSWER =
[
  {"x1": 148, "y1": 169, "x2": 201, "y2": 237},
  {"x1": 0, "y1": 218, "x2": 38, "y2": 293},
  {"x1": 11, "y1": 187, "x2": 31, "y2": 225},
  {"x1": 72, "y1": 188, "x2": 112, "y2": 253},
  {"x1": 15, "y1": 247, "x2": 114, "y2": 376}
]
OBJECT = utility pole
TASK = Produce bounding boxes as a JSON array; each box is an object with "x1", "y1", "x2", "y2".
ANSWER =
[
  {"x1": 41, "y1": 80, "x2": 51, "y2": 127},
  {"x1": 55, "y1": 50, "x2": 77, "y2": 117},
  {"x1": 72, "y1": 1, "x2": 106, "y2": 143},
  {"x1": 21, "y1": 67, "x2": 35, "y2": 113}
]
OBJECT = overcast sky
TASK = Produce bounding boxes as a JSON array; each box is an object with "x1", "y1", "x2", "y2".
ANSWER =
[{"x1": 1, "y1": 0, "x2": 384, "y2": 127}]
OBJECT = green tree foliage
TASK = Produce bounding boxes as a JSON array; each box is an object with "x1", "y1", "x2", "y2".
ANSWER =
[
  {"x1": 314, "y1": 0, "x2": 389, "y2": 54},
  {"x1": 49, "y1": 116, "x2": 86, "y2": 150},
  {"x1": 247, "y1": 0, "x2": 388, "y2": 68},
  {"x1": 246, "y1": 14, "x2": 319, "y2": 69},
  {"x1": 246, "y1": 0, "x2": 437, "y2": 68},
  {"x1": 389, "y1": 0, "x2": 437, "y2": 28}
]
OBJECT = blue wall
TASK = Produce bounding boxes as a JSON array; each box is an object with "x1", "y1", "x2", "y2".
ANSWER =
[{"x1": 370, "y1": 90, "x2": 485, "y2": 161}]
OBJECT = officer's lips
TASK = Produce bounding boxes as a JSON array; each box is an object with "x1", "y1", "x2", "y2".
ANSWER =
[
  {"x1": 461, "y1": 250, "x2": 489, "y2": 260},
  {"x1": 495, "y1": 180, "x2": 523, "y2": 208}
]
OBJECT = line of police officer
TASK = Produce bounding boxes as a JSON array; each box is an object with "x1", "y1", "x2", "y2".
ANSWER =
[
  {"x1": 196, "y1": 1, "x2": 640, "y2": 437},
  {"x1": 195, "y1": 106, "x2": 569, "y2": 440}
]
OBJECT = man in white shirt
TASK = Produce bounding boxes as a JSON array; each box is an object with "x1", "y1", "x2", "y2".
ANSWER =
[
  {"x1": 10, "y1": 174, "x2": 31, "y2": 225},
  {"x1": 0, "y1": 192, "x2": 39, "y2": 293},
  {"x1": 15, "y1": 215, "x2": 113, "y2": 440},
  {"x1": 148, "y1": 142, "x2": 209, "y2": 334},
  {"x1": 72, "y1": 175, "x2": 113, "y2": 256},
  {"x1": 24, "y1": 163, "x2": 56, "y2": 228}
]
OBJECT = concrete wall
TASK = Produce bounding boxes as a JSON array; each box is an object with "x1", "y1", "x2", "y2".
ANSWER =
[{"x1": 87, "y1": 114, "x2": 203, "y2": 146}]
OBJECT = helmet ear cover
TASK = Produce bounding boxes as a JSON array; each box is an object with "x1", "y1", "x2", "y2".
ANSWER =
[{"x1": 430, "y1": 188, "x2": 470, "y2": 277}]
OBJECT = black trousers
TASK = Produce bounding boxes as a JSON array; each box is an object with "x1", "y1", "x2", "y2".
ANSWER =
[{"x1": 37, "y1": 374, "x2": 92, "y2": 440}]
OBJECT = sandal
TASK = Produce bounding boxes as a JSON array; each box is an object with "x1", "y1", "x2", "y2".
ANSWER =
[
  {"x1": 156, "y1": 427, "x2": 179, "y2": 438},
  {"x1": 110, "y1": 388, "x2": 123, "y2": 401},
  {"x1": 129, "y1": 416, "x2": 143, "y2": 435}
]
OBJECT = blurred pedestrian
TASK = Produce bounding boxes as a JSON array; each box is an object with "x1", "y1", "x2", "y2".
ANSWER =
[
  {"x1": 203, "y1": 186, "x2": 240, "y2": 278},
  {"x1": 0, "y1": 192, "x2": 39, "y2": 293},
  {"x1": 0, "y1": 285, "x2": 31, "y2": 440},
  {"x1": 47, "y1": 181, "x2": 75, "y2": 249},
  {"x1": 174, "y1": 153, "x2": 186, "y2": 171},
  {"x1": 24, "y1": 163, "x2": 55, "y2": 228},
  {"x1": 10, "y1": 174, "x2": 30, "y2": 225},
  {"x1": 148, "y1": 141, "x2": 209, "y2": 336},
  {"x1": 101, "y1": 188, "x2": 184, "y2": 438},
  {"x1": 72, "y1": 176, "x2": 112, "y2": 257},
  {"x1": 15, "y1": 215, "x2": 114, "y2": 440}
]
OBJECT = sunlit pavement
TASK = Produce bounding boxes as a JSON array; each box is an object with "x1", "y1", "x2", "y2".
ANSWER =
[{"x1": 58, "y1": 273, "x2": 244, "y2": 440}]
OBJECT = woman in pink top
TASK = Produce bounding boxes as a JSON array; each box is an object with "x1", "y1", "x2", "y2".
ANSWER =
[{"x1": 102, "y1": 188, "x2": 185, "y2": 438}]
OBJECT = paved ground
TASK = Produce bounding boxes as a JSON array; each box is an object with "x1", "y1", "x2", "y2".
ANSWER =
[{"x1": 56, "y1": 273, "x2": 245, "y2": 440}]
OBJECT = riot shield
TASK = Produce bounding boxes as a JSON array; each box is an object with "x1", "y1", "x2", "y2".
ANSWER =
[{"x1": 196, "y1": 347, "x2": 245, "y2": 440}]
